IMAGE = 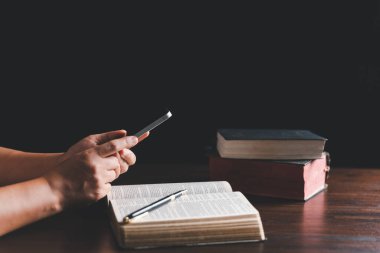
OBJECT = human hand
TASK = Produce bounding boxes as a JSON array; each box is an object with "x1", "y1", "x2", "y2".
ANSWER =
[
  {"x1": 45, "y1": 135, "x2": 139, "y2": 208},
  {"x1": 60, "y1": 130, "x2": 149, "y2": 174}
]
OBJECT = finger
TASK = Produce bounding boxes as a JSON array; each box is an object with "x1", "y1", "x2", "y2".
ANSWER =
[
  {"x1": 99, "y1": 157, "x2": 120, "y2": 182},
  {"x1": 120, "y1": 149, "x2": 136, "y2": 166},
  {"x1": 113, "y1": 152, "x2": 123, "y2": 176},
  {"x1": 104, "y1": 170, "x2": 118, "y2": 183},
  {"x1": 138, "y1": 131, "x2": 150, "y2": 143},
  {"x1": 91, "y1": 130, "x2": 127, "y2": 145},
  {"x1": 119, "y1": 161, "x2": 129, "y2": 174},
  {"x1": 104, "y1": 155, "x2": 120, "y2": 171},
  {"x1": 116, "y1": 151, "x2": 129, "y2": 174},
  {"x1": 96, "y1": 136, "x2": 138, "y2": 157}
]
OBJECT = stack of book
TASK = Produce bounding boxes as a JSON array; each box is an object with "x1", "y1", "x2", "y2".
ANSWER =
[{"x1": 209, "y1": 129, "x2": 330, "y2": 201}]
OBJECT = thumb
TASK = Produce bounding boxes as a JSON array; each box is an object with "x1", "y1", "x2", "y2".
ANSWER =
[{"x1": 92, "y1": 130, "x2": 127, "y2": 144}]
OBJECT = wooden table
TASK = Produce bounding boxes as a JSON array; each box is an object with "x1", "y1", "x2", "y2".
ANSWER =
[{"x1": 1, "y1": 164, "x2": 380, "y2": 253}]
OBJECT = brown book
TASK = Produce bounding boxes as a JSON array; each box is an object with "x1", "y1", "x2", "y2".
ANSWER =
[
  {"x1": 107, "y1": 181, "x2": 266, "y2": 249},
  {"x1": 209, "y1": 152, "x2": 330, "y2": 201}
]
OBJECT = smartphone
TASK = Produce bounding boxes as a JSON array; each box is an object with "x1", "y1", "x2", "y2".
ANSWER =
[{"x1": 133, "y1": 110, "x2": 172, "y2": 138}]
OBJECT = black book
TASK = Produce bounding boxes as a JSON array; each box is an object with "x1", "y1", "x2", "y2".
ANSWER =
[{"x1": 217, "y1": 129, "x2": 327, "y2": 160}]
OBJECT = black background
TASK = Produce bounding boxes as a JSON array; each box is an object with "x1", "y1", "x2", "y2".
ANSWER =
[{"x1": 1, "y1": 1, "x2": 379, "y2": 166}]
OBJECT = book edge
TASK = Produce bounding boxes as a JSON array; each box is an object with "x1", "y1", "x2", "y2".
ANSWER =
[
  {"x1": 304, "y1": 184, "x2": 328, "y2": 201},
  {"x1": 119, "y1": 238, "x2": 267, "y2": 249}
]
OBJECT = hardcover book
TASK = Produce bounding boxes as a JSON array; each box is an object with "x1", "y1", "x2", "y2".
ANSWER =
[
  {"x1": 209, "y1": 152, "x2": 330, "y2": 201},
  {"x1": 217, "y1": 129, "x2": 327, "y2": 160},
  {"x1": 107, "y1": 181, "x2": 266, "y2": 249}
]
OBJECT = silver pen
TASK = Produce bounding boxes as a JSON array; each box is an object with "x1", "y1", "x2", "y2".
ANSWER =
[{"x1": 123, "y1": 189, "x2": 187, "y2": 223}]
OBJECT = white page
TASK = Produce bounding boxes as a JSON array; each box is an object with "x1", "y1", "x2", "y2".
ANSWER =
[
  {"x1": 111, "y1": 192, "x2": 257, "y2": 223},
  {"x1": 109, "y1": 181, "x2": 232, "y2": 200}
]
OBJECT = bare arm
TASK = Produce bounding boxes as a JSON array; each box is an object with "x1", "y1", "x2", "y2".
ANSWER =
[
  {"x1": 0, "y1": 130, "x2": 149, "y2": 236},
  {"x1": 0, "y1": 177, "x2": 61, "y2": 235},
  {"x1": 0, "y1": 147, "x2": 62, "y2": 186}
]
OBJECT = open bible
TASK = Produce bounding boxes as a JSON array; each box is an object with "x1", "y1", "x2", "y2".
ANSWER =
[{"x1": 107, "y1": 181, "x2": 266, "y2": 249}]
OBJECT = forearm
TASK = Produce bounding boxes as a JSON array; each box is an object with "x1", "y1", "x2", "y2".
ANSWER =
[
  {"x1": 0, "y1": 177, "x2": 62, "y2": 236},
  {"x1": 0, "y1": 147, "x2": 63, "y2": 186}
]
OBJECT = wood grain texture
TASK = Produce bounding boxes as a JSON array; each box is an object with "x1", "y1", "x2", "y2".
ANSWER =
[{"x1": 1, "y1": 165, "x2": 380, "y2": 253}]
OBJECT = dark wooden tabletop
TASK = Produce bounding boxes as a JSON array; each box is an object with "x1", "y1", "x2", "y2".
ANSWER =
[{"x1": 1, "y1": 163, "x2": 380, "y2": 253}]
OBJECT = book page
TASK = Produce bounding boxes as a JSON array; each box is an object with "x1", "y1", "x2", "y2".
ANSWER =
[
  {"x1": 110, "y1": 192, "x2": 258, "y2": 223},
  {"x1": 109, "y1": 181, "x2": 232, "y2": 200}
]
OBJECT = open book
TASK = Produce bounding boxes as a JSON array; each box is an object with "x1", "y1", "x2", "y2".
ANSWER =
[{"x1": 107, "y1": 181, "x2": 266, "y2": 249}]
